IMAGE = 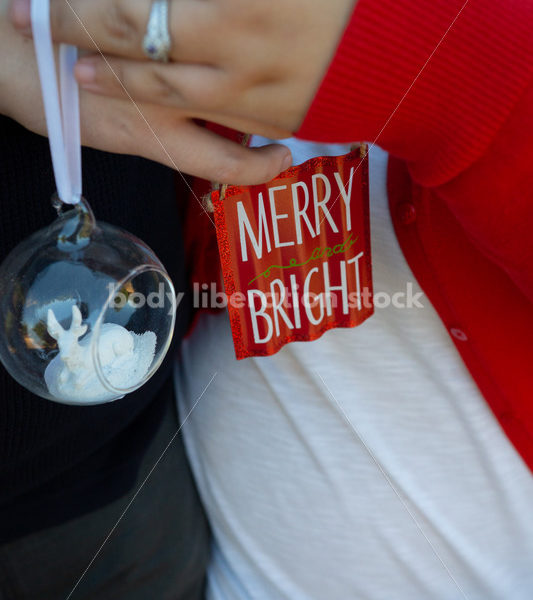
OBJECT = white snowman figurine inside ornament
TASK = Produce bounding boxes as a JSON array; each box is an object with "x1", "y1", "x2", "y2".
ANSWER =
[{"x1": 0, "y1": 0, "x2": 176, "y2": 405}]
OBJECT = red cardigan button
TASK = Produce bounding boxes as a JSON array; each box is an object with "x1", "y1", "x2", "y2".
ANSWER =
[
  {"x1": 450, "y1": 327, "x2": 468, "y2": 342},
  {"x1": 396, "y1": 202, "x2": 417, "y2": 225}
]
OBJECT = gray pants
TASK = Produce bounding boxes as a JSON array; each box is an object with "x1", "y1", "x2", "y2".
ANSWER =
[{"x1": 0, "y1": 381, "x2": 209, "y2": 600}]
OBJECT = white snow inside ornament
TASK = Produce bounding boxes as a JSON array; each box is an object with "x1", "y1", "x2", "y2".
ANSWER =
[
  {"x1": 0, "y1": 0, "x2": 176, "y2": 405},
  {"x1": 45, "y1": 305, "x2": 156, "y2": 404}
]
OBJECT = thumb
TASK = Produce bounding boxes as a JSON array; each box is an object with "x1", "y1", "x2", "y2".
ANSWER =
[{"x1": 153, "y1": 122, "x2": 292, "y2": 185}]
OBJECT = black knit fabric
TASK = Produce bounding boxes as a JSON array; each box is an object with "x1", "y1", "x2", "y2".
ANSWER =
[{"x1": 0, "y1": 116, "x2": 191, "y2": 539}]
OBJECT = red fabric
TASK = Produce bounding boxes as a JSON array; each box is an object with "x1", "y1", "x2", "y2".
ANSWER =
[
  {"x1": 183, "y1": 124, "x2": 245, "y2": 304},
  {"x1": 298, "y1": 0, "x2": 533, "y2": 468}
]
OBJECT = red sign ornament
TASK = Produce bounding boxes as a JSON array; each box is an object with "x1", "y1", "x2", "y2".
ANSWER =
[{"x1": 212, "y1": 146, "x2": 374, "y2": 359}]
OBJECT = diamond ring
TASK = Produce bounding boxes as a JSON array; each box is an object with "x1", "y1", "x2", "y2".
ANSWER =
[{"x1": 143, "y1": 0, "x2": 172, "y2": 62}]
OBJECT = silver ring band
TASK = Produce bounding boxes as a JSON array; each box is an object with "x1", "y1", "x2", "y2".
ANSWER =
[{"x1": 143, "y1": 0, "x2": 172, "y2": 62}]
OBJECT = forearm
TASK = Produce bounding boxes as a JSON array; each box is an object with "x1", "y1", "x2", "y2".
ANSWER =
[
  {"x1": 297, "y1": 0, "x2": 533, "y2": 301},
  {"x1": 435, "y1": 80, "x2": 533, "y2": 302},
  {"x1": 298, "y1": 0, "x2": 533, "y2": 187}
]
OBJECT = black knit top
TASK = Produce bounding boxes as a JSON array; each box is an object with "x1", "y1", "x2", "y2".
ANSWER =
[{"x1": 0, "y1": 116, "x2": 190, "y2": 540}]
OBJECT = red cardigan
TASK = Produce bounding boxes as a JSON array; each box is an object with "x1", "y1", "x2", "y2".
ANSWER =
[{"x1": 297, "y1": 0, "x2": 533, "y2": 470}]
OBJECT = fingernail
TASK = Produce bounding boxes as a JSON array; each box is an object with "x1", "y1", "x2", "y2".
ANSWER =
[
  {"x1": 281, "y1": 152, "x2": 293, "y2": 172},
  {"x1": 75, "y1": 61, "x2": 97, "y2": 85},
  {"x1": 10, "y1": 0, "x2": 32, "y2": 33}
]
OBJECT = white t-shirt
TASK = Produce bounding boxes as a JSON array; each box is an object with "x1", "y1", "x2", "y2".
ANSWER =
[{"x1": 175, "y1": 142, "x2": 533, "y2": 600}]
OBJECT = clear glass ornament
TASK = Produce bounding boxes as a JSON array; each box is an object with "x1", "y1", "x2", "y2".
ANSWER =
[{"x1": 0, "y1": 197, "x2": 176, "y2": 405}]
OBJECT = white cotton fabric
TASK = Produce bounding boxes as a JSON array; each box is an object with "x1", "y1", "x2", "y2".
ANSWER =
[{"x1": 175, "y1": 142, "x2": 533, "y2": 600}]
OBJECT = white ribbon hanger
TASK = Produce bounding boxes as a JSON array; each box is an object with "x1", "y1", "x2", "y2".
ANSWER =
[{"x1": 31, "y1": 0, "x2": 81, "y2": 205}]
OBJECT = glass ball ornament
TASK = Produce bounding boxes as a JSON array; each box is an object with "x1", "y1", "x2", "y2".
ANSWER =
[{"x1": 0, "y1": 197, "x2": 176, "y2": 405}]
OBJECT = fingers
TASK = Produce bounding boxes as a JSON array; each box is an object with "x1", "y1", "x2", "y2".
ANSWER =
[
  {"x1": 12, "y1": 0, "x2": 146, "y2": 56},
  {"x1": 112, "y1": 110, "x2": 292, "y2": 185},
  {"x1": 75, "y1": 55, "x2": 229, "y2": 111},
  {"x1": 79, "y1": 89, "x2": 292, "y2": 185},
  {"x1": 10, "y1": 0, "x2": 213, "y2": 62},
  {"x1": 73, "y1": 52, "x2": 307, "y2": 135},
  {"x1": 74, "y1": 54, "x2": 293, "y2": 140}
]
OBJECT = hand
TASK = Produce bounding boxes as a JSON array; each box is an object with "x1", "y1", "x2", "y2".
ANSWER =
[
  {"x1": 3, "y1": 3, "x2": 294, "y2": 185},
  {"x1": 10, "y1": 0, "x2": 356, "y2": 136}
]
